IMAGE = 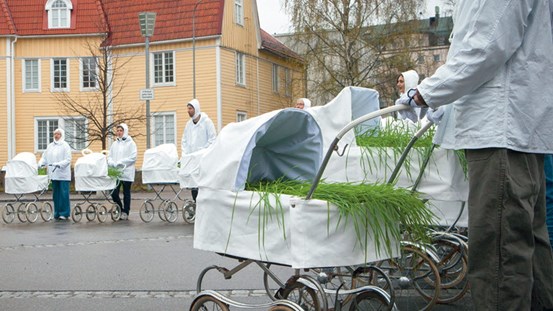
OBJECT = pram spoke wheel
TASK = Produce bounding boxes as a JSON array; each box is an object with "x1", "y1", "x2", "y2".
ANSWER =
[
  {"x1": 158, "y1": 201, "x2": 167, "y2": 221},
  {"x1": 25, "y1": 202, "x2": 39, "y2": 223},
  {"x1": 97, "y1": 205, "x2": 108, "y2": 223},
  {"x1": 277, "y1": 281, "x2": 320, "y2": 311},
  {"x1": 430, "y1": 237, "x2": 469, "y2": 304},
  {"x1": 17, "y1": 203, "x2": 27, "y2": 223},
  {"x1": 85, "y1": 204, "x2": 97, "y2": 222},
  {"x1": 190, "y1": 295, "x2": 229, "y2": 311},
  {"x1": 376, "y1": 245, "x2": 440, "y2": 311},
  {"x1": 163, "y1": 201, "x2": 178, "y2": 223},
  {"x1": 110, "y1": 204, "x2": 121, "y2": 221},
  {"x1": 183, "y1": 200, "x2": 196, "y2": 224},
  {"x1": 2, "y1": 203, "x2": 15, "y2": 224},
  {"x1": 139, "y1": 201, "x2": 155, "y2": 223},
  {"x1": 350, "y1": 265, "x2": 395, "y2": 307},
  {"x1": 72, "y1": 205, "x2": 83, "y2": 223},
  {"x1": 348, "y1": 289, "x2": 391, "y2": 311},
  {"x1": 40, "y1": 202, "x2": 53, "y2": 222}
]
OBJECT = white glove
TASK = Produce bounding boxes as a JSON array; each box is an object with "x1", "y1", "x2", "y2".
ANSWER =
[
  {"x1": 426, "y1": 107, "x2": 445, "y2": 124},
  {"x1": 107, "y1": 159, "x2": 115, "y2": 167},
  {"x1": 116, "y1": 163, "x2": 125, "y2": 169},
  {"x1": 395, "y1": 95, "x2": 419, "y2": 123}
]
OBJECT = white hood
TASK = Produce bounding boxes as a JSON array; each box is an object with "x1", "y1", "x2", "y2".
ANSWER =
[
  {"x1": 401, "y1": 70, "x2": 419, "y2": 96},
  {"x1": 188, "y1": 99, "x2": 201, "y2": 120}
]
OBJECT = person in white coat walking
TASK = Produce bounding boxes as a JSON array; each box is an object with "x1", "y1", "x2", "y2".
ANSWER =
[
  {"x1": 108, "y1": 124, "x2": 137, "y2": 220},
  {"x1": 181, "y1": 99, "x2": 216, "y2": 202},
  {"x1": 402, "y1": 0, "x2": 553, "y2": 309},
  {"x1": 38, "y1": 128, "x2": 72, "y2": 220}
]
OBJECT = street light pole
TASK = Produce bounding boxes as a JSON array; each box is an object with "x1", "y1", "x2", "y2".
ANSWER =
[
  {"x1": 192, "y1": 0, "x2": 203, "y2": 99},
  {"x1": 139, "y1": 12, "x2": 156, "y2": 149}
]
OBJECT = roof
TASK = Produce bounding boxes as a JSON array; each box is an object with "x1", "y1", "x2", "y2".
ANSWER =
[
  {"x1": 4, "y1": 0, "x2": 107, "y2": 36},
  {"x1": 0, "y1": 0, "x2": 299, "y2": 61},
  {"x1": 260, "y1": 29, "x2": 303, "y2": 62},
  {"x1": 102, "y1": 0, "x2": 224, "y2": 46}
]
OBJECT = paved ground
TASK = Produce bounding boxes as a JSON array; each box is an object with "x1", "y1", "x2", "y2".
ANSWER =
[{"x1": 0, "y1": 189, "x2": 475, "y2": 310}]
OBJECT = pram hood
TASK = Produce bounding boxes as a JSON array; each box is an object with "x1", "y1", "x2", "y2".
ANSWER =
[
  {"x1": 6, "y1": 152, "x2": 39, "y2": 178},
  {"x1": 142, "y1": 143, "x2": 178, "y2": 171},
  {"x1": 74, "y1": 153, "x2": 109, "y2": 177},
  {"x1": 307, "y1": 86, "x2": 380, "y2": 148},
  {"x1": 197, "y1": 109, "x2": 323, "y2": 191}
]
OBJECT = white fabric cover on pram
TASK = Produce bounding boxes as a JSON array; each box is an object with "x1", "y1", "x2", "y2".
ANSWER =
[
  {"x1": 4, "y1": 152, "x2": 48, "y2": 194},
  {"x1": 74, "y1": 153, "x2": 116, "y2": 191},
  {"x1": 142, "y1": 144, "x2": 179, "y2": 184}
]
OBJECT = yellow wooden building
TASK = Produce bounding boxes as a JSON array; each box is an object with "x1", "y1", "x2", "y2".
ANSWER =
[{"x1": 0, "y1": 0, "x2": 304, "y2": 167}]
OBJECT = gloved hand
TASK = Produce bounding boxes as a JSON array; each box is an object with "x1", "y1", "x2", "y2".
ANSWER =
[
  {"x1": 426, "y1": 107, "x2": 445, "y2": 124},
  {"x1": 116, "y1": 163, "x2": 125, "y2": 169},
  {"x1": 107, "y1": 159, "x2": 115, "y2": 167},
  {"x1": 395, "y1": 94, "x2": 419, "y2": 123}
]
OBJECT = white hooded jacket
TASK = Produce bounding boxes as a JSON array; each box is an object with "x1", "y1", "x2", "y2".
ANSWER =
[
  {"x1": 418, "y1": 0, "x2": 553, "y2": 153},
  {"x1": 108, "y1": 123, "x2": 137, "y2": 182},
  {"x1": 38, "y1": 128, "x2": 72, "y2": 181},
  {"x1": 181, "y1": 99, "x2": 217, "y2": 155}
]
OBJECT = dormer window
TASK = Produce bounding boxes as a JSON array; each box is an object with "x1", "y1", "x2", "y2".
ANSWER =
[{"x1": 46, "y1": 0, "x2": 73, "y2": 29}]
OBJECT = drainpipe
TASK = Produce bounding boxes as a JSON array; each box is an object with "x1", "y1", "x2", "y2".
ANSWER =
[
  {"x1": 7, "y1": 36, "x2": 17, "y2": 160},
  {"x1": 216, "y1": 40, "x2": 222, "y2": 131}
]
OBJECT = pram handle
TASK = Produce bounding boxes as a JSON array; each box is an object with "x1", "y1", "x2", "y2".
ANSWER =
[{"x1": 306, "y1": 105, "x2": 430, "y2": 200}]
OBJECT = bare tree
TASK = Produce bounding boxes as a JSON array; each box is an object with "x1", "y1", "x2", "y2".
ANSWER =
[
  {"x1": 54, "y1": 38, "x2": 145, "y2": 151},
  {"x1": 281, "y1": 0, "x2": 422, "y2": 105}
]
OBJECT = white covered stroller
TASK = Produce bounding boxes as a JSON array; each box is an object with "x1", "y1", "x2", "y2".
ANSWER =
[
  {"x1": 2, "y1": 152, "x2": 52, "y2": 223},
  {"x1": 72, "y1": 152, "x2": 120, "y2": 222},
  {"x1": 139, "y1": 143, "x2": 186, "y2": 223}
]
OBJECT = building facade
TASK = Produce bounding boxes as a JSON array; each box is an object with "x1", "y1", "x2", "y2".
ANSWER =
[{"x1": 0, "y1": 0, "x2": 304, "y2": 166}]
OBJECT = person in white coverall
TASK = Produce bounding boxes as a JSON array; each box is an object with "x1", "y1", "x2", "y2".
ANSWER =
[
  {"x1": 38, "y1": 128, "x2": 72, "y2": 220},
  {"x1": 294, "y1": 98, "x2": 311, "y2": 110},
  {"x1": 401, "y1": 0, "x2": 553, "y2": 309},
  {"x1": 181, "y1": 99, "x2": 216, "y2": 202},
  {"x1": 395, "y1": 69, "x2": 426, "y2": 121},
  {"x1": 108, "y1": 124, "x2": 137, "y2": 220}
]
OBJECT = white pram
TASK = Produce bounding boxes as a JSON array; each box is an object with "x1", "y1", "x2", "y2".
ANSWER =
[
  {"x1": 72, "y1": 152, "x2": 120, "y2": 222},
  {"x1": 139, "y1": 144, "x2": 188, "y2": 223},
  {"x1": 2, "y1": 152, "x2": 52, "y2": 223}
]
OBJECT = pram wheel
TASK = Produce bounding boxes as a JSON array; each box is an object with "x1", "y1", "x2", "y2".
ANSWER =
[
  {"x1": 163, "y1": 201, "x2": 178, "y2": 223},
  {"x1": 41, "y1": 202, "x2": 53, "y2": 222},
  {"x1": 97, "y1": 205, "x2": 108, "y2": 223},
  {"x1": 72, "y1": 205, "x2": 83, "y2": 223},
  {"x1": 139, "y1": 201, "x2": 155, "y2": 223},
  {"x1": 25, "y1": 202, "x2": 39, "y2": 223},
  {"x1": 85, "y1": 204, "x2": 97, "y2": 222},
  {"x1": 183, "y1": 200, "x2": 196, "y2": 224},
  {"x1": 348, "y1": 289, "x2": 391, "y2": 311},
  {"x1": 277, "y1": 280, "x2": 320, "y2": 311},
  {"x1": 110, "y1": 204, "x2": 121, "y2": 221},
  {"x1": 350, "y1": 265, "x2": 395, "y2": 307},
  {"x1": 17, "y1": 203, "x2": 27, "y2": 223},
  {"x1": 190, "y1": 295, "x2": 229, "y2": 311},
  {"x1": 2, "y1": 203, "x2": 16, "y2": 224},
  {"x1": 431, "y1": 237, "x2": 469, "y2": 304}
]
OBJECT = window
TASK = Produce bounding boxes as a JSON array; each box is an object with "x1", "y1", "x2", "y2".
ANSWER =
[
  {"x1": 23, "y1": 59, "x2": 41, "y2": 92},
  {"x1": 417, "y1": 55, "x2": 425, "y2": 65},
  {"x1": 284, "y1": 68, "x2": 291, "y2": 97},
  {"x1": 234, "y1": 0, "x2": 244, "y2": 25},
  {"x1": 46, "y1": 0, "x2": 72, "y2": 29},
  {"x1": 51, "y1": 58, "x2": 69, "y2": 91},
  {"x1": 272, "y1": 64, "x2": 279, "y2": 93},
  {"x1": 433, "y1": 54, "x2": 441, "y2": 62},
  {"x1": 63, "y1": 117, "x2": 87, "y2": 150},
  {"x1": 153, "y1": 113, "x2": 176, "y2": 146},
  {"x1": 81, "y1": 57, "x2": 98, "y2": 90},
  {"x1": 36, "y1": 119, "x2": 59, "y2": 151},
  {"x1": 236, "y1": 111, "x2": 247, "y2": 122},
  {"x1": 236, "y1": 52, "x2": 246, "y2": 85},
  {"x1": 153, "y1": 51, "x2": 175, "y2": 85},
  {"x1": 36, "y1": 117, "x2": 87, "y2": 151}
]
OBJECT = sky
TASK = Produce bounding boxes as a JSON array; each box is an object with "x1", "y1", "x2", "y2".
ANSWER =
[{"x1": 257, "y1": 0, "x2": 452, "y2": 35}]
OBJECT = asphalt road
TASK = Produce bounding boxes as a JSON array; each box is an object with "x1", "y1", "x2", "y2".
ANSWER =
[{"x1": 0, "y1": 190, "x2": 474, "y2": 310}]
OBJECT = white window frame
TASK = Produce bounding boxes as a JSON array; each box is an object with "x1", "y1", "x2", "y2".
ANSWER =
[
  {"x1": 35, "y1": 116, "x2": 87, "y2": 152},
  {"x1": 152, "y1": 112, "x2": 177, "y2": 146},
  {"x1": 51, "y1": 58, "x2": 70, "y2": 92},
  {"x1": 272, "y1": 64, "x2": 279, "y2": 93},
  {"x1": 45, "y1": 0, "x2": 73, "y2": 29},
  {"x1": 80, "y1": 57, "x2": 99, "y2": 91},
  {"x1": 22, "y1": 59, "x2": 41, "y2": 93},
  {"x1": 152, "y1": 51, "x2": 176, "y2": 86},
  {"x1": 236, "y1": 52, "x2": 246, "y2": 86},
  {"x1": 236, "y1": 111, "x2": 247, "y2": 122},
  {"x1": 234, "y1": 0, "x2": 244, "y2": 26}
]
